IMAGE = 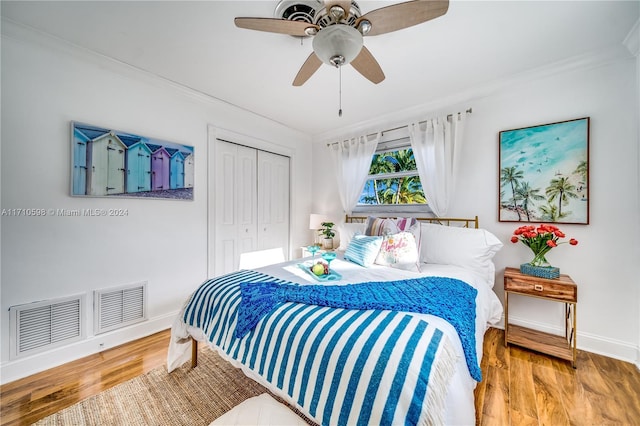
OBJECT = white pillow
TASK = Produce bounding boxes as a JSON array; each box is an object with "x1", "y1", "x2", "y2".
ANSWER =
[
  {"x1": 337, "y1": 222, "x2": 365, "y2": 250},
  {"x1": 394, "y1": 217, "x2": 421, "y2": 255},
  {"x1": 419, "y1": 223, "x2": 503, "y2": 286},
  {"x1": 374, "y1": 232, "x2": 419, "y2": 271}
]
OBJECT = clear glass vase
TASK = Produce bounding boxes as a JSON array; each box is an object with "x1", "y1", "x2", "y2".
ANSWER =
[{"x1": 529, "y1": 250, "x2": 552, "y2": 267}]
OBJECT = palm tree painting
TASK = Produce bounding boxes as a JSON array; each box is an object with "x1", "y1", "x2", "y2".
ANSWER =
[{"x1": 499, "y1": 117, "x2": 589, "y2": 224}]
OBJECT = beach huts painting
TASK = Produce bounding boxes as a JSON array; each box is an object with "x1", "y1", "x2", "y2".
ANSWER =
[
  {"x1": 167, "y1": 148, "x2": 185, "y2": 190},
  {"x1": 71, "y1": 122, "x2": 194, "y2": 200},
  {"x1": 148, "y1": 144, "x2": 171, "y2": 192},
  {"x1": 499, "y1": 117, "x2": 589, "y2": 224},
  {"x1": 121, "y1": 136, "x2": 152, "y2": 193},
  {"x1": 184, "y1": 153, "x2": 194, "y2": 189}
]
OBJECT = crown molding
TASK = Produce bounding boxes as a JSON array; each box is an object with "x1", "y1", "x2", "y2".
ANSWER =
[
  {"x1": 0, "y1": 18, "x2": 216, "y2": 106},
  {"x1": 312, "y1": 44, "x2": 634, "y2": 143},
  {"x1": 0, "y1": 17, "x2": 308, "y2": 140},
  {"x1": 2, "y1": 16, "x2": 633, "y2": 145}
]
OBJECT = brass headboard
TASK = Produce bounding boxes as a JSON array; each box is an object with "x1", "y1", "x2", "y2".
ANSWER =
[{"x1": 345, "y1": 215, "x2": 479, "y2": 229}]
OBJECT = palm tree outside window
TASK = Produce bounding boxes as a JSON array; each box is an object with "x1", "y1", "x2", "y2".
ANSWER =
[{"x1": 358, "y1": 146, "x2": 426, "y2": 206}]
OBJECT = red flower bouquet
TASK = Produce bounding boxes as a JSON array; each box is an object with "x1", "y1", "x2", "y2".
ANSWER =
[{"x1": 511, "y1": 224, "x2": 578, "y2": 267}]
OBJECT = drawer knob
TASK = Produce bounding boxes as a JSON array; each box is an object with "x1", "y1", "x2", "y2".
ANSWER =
[{"x1": 534, "y1": 284, "x2": 544, "y2": 291}]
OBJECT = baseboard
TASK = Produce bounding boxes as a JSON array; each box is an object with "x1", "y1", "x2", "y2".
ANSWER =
[
  {"x1": 3, "y1": 312, "x2": 637, "y2": 384},
  {"x1": 0, "y1": 311, "x2": 177, "y2": 385},
  {"x1": 500, "y1": 315, "x2": 638, "y2": 365}
]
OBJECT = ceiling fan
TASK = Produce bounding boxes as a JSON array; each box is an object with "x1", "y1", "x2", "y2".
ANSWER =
[{"x1": 235, "y1": 0, "x2": 450, "y2": 86}]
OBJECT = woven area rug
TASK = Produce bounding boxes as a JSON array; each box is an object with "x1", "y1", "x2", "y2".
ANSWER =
[{"x1": 35, "y1": 347, "x2": 312, "y2": 425}]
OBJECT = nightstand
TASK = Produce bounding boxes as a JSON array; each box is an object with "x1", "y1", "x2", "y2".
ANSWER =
[{"x1": 504, "y1": 267, "x2": 577, "y2": 367}]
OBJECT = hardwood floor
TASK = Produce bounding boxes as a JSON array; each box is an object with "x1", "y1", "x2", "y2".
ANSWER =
[
  {"x1": 475, "y1": 328, "x2": 640, "y2": 425},
  {"x1": 0, "y1": 330, "x2": 170, "y2": 426},
  {"x1": 1, "y1": 327, "x2": 639, "y2": 425}
]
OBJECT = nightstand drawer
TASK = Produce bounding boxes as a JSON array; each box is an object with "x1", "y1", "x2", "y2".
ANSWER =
[{"x1": 505, "y1": 276, "x2": 577, "y2": 302}]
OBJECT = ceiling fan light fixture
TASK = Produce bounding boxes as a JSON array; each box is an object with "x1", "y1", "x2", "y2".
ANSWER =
[
  {"x1": 329, "y1": 5, "x2": 345, "y2": 22},
  {"x1": 312, "y1": 24, "x2": 363, "y2": 67},
  {"x1": 329, "y1": 54, "x2": 345, "y2": 67},
  {"x1": 237, "y1": 0, "x2": 449, "y2": 86},
  {"x1": 357, "y1": 19, "x2": 371, "y2": 35}
]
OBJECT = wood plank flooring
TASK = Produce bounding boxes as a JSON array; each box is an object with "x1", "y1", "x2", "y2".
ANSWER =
[
  {"x1": 475, "y1": 328, "x2": 640, "y2": 425},
  {"x1": 0, "y1": 330, "x2": 170, "y2": 426},
  {"x1": 2, "y1": 327, "x2": 639, "y2": 425}
]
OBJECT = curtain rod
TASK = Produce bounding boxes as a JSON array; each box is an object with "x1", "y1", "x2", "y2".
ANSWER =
[{"x1": 327, "y1": 108, "x2": 472, "y2": 147}]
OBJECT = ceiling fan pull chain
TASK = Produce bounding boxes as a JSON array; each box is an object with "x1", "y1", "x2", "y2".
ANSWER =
[{"x1": 338, "y1": 66, "x2": 343, "y2": 117}]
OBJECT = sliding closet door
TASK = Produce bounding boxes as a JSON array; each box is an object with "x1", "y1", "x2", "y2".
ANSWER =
[
  {"x1": 257, "y1": 150, "x2": 290, "y2": 254},
  {"x1": 213, "y1": 140, "x2": 257, "y2": 275}
]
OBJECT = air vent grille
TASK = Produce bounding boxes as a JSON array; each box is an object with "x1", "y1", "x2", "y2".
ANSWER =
[
  {"x1": 94, "y1": 282, "x2": 147, "y2": 334},
  {"x1": 10, "y1": 295, "x2": 85, "y2": 360},
  {"x1": 274, "y1": 0, "x2": 322, "y2": 24}
]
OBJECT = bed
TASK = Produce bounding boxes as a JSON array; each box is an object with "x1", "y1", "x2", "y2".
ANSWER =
[{"x1": 167, "y1": 216, "x2": 503, "y2": 425}]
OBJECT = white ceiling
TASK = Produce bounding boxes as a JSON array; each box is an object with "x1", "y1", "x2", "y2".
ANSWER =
[{"x1": 2, "y1": 1, "x2": 638, "y2": 138}]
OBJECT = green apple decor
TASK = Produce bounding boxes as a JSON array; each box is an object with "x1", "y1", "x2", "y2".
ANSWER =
[{"x1": 311, "y1": 262, "x2": 328, "y2": 276}]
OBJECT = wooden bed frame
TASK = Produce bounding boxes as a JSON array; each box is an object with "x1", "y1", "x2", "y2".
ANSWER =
[{"x1": 190, "y1": 215, "x2": 479, "y2": 367}]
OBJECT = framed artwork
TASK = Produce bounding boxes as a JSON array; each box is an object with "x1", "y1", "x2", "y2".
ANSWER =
[
  {"x1": 499, "y1": 117, "x2": 589, "y2": 224},
  {"x1": 71, "y1": 122, "x2": 194, "y2": 200}
]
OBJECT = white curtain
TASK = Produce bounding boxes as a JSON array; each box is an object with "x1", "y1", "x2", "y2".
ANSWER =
[
  {"x1": 409, "y1": 114, "x2": 466, "y2": 217},
  {"x1": 328, "y1": 132, "x2": 380, "y2": 214}
]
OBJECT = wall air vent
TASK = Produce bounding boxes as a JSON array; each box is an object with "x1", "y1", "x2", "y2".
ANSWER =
[
  {"x1": 274, "y1": 0, "x2": 322, "y2": 25},
  {"x1": 9, "y1": 295, "x2": 85, "y2": 360},
  {"x1": 94, "y1": 282, "x2": 147, "y2": 335}
]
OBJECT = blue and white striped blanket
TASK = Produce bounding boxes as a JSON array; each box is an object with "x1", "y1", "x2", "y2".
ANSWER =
[
  {"x1": 235, "y1": 277, "x2": 481, "y2": 381},
  {"x1": 182, "y1": 269, "x2": 469, "y2": 425}
]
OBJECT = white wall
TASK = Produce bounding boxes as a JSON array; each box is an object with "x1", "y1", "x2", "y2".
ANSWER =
[
  {"x1": 626, "y1": 19, "x2": 640, "y2": 368},
  {"x1": 637, "y1": 34, "x2": 640, "y2": 371},
  {"x1": 0, "y1": 23, "x2": 313, "y2": 383},
  {"x1": 312, "y1": 47, "x2": 640, "y2": 364}
]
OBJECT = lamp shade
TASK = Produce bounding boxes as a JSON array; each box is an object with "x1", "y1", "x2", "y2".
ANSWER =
[
  {"x1": 309, "y1": 213, "x2": 328, "y2": 230},
  {"x1": 312, "y1": 24, "x2": 363, "y2": 67}
]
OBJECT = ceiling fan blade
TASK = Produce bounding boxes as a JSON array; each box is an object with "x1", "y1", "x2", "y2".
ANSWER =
[
  {"x1": 357, "y1": 0, "x2": 449, "y2": 37},
  {"x1": 350, "y1": 46, "x2": 385, "y2": 84},
  {"x1": 235, "y1": 17, "x2": 319, "y2": 36},
  {"x1": 293, "y1": 52, "x2": 323, "y2": 86}
]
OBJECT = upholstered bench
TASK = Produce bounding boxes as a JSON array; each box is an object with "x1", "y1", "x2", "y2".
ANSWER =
[{"x1": 210, "y1": 393, "x2": 307, "y2": 425}]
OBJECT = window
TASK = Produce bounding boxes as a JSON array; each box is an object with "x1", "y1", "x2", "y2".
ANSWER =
[{"x1": 357, "y1": 141, "x2": 427, "y2": 209}]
